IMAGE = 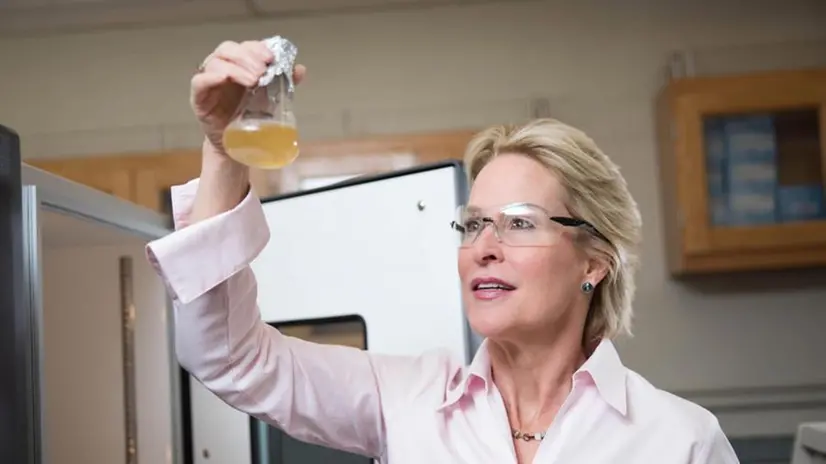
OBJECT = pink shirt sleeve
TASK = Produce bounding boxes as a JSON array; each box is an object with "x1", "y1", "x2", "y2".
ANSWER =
[{"x1": 144, "y1": 179, "x2": 442, "y2": 459}]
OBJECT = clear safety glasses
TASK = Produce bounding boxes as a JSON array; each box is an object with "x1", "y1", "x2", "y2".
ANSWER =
[{"x1": 450, "y1": 202, "x2": 609, "y2": 248}]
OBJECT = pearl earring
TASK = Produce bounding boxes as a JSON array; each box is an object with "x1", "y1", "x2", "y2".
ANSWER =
[{"x1": 581, "y1": 282, "x2": 594, "y2": 293}]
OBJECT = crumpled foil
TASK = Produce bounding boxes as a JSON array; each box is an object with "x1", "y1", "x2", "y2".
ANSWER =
[{"x1": 259, "y1": 35, "x2": 298, "y2": 92}]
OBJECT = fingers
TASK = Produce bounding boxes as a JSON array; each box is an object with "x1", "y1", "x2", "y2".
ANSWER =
[
  {"x1": 210, "y1": 41, "x2": 269, "y2": 79},
  {"x1": 293, "y1": 64, "x2": 307, "y2": 85},
  {"x1": 195, "y1": 39, "x2": 307, "y2": 90},
  {"x1": 241, "y1": 40, "x2": 274, "y2": 64},
  {"x1": 191, "y1": 58, "x2": 257, "y2": 96}
]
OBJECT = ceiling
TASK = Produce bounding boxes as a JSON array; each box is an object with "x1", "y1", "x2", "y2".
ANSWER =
[{"x1": 0, "y1": 0, "x2": 488, "y2": 37}]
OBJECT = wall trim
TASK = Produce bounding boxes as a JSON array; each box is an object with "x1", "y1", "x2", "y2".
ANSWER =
[{"x1": 674, "y1": 383, "x2": 826, "y2": 413}]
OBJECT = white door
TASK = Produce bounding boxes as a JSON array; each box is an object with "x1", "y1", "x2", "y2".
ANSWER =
[{"x1": 186, "y1": 162, "x2": 477, "y2": 464}]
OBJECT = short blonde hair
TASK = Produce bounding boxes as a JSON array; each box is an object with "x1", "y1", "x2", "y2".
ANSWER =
[{"x1": 463, "y1": 118, "x2": 642, "y2": 343}]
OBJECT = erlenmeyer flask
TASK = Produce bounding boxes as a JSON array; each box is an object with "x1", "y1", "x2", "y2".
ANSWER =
[{"x1": 222, "y1": 36, "x2": 300, "y2": 170}]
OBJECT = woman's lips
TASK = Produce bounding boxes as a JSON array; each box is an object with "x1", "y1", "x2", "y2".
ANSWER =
[{"x1": 470, "y1": 277, "x2": 516, "y2": 301}]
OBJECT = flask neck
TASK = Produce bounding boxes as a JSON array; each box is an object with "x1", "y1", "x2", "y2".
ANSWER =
[{"x1": 266, "y1": 74, "x2": 294, "y2": 99}]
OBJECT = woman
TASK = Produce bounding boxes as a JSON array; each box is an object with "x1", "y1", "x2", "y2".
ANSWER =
[{"x1": 146, "y1": 39, "x2": 740, "y2": 463}]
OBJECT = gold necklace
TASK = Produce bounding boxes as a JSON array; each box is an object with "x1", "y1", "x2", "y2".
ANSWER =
[{"x1": 511, "y1": 428, "x2": 546, "y2": 442}]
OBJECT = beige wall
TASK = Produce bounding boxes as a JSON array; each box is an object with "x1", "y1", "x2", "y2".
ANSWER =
[
  {"x1": 4, "y1": 0, "x2": 826, "y2": 439},
  {"x1": 41, "y1": 230, "x2": 174, "y2": 464}
]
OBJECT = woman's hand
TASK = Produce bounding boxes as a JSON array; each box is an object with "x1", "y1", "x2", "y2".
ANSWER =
[
  {"x1": 188, "y1": 39, "x2": 306, "y2": 222},
  {"x1": 190, "y1": 39, "x2": 307, "y2": 154}
]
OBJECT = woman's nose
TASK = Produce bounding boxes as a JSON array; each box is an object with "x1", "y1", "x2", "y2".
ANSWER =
[{"x1": 472, "y1": 223, "x2": 504, "y2": 264}]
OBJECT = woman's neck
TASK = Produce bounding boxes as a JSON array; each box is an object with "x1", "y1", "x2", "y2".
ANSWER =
[{"x1": 488, "y1": 328, "x2": 587, "y2": 432}]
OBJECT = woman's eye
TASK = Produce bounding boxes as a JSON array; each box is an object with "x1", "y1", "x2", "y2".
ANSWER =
[
  {"x1": 464, "y1": 219, "x2": 482, "y2": 232},
  {"x1": 507, "y1": 217, "x2": 535, "y2": 229}
]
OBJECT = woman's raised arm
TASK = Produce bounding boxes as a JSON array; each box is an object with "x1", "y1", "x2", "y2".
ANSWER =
[{"x1": 146, "y1": 175, "x2": 411, "y2": 459}]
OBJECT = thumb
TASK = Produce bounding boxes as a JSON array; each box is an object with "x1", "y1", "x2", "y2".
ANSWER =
[{"x1": 293, "y1": 65, "x2": 307, "y2": 85}]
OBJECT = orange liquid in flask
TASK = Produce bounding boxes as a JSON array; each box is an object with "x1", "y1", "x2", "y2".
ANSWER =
[{"x1": 223, "y1": 121, "x2": 300, "y2": 169}]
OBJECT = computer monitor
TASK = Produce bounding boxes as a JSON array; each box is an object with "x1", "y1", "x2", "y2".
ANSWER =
[{"x1": 791, "y1": 422, "x2": 826, "y2": 464}]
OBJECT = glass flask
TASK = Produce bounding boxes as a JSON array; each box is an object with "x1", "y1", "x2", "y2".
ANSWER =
[{"x1": 222, "y1": 36, "x2": 300, "y2": 170}]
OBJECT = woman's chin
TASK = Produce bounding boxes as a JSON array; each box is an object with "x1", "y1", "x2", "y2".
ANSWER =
[{"x1": 466, "y1": 309, "x2": 516, "y2": 340}]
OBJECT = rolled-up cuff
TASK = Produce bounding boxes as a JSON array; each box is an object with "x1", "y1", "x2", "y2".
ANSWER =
[{"x1": 145, "y1": 178, "x2": 270, "y2": 304}]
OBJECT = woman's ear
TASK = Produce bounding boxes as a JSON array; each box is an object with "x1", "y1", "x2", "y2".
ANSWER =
[
  {"x1": 574, "y1": 232, "x2": 612, "y2": 288},
  {"x1": 583, "y1": 253, "x2": 610, "y2": 288}
]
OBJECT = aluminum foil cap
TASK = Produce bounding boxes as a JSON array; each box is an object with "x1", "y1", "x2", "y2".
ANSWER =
[{"x1": 259, "y1": 35, "x2": 298, "y2": 92}]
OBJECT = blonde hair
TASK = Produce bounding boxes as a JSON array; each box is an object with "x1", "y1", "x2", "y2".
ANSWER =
[{"x1": 464, "y1": 118, "x2": 642, "y2": 343}]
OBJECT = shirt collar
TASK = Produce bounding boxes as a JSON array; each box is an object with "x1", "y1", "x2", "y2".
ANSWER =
[
  {"x1": 436, "y1": 338, "x2": 627, "y2": 416},
  {"x1": 436, "y1": 338, "x2": 493, "y2": 411},
  {"x1": 577, "y1": 338, "x2": 628, "y2": 415}
]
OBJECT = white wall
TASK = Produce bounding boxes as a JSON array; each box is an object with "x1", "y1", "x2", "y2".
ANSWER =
[{"x1": 4, "y1": 0, "x2": 826, "y2": 440}]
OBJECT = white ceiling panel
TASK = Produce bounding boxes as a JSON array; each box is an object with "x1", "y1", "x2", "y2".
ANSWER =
[
  {"x1": 0, "y1": 0, "x2": 495, "y2": 37},
  {"x1": 248, "y1": 0, "x2": 480, "y2": 14},
  {"x1": 0, "y1": 0, "x2": 248, "y2": 37},
  {"x1": 0, "y1": 0, "x2": 113, "y2": 7}
]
